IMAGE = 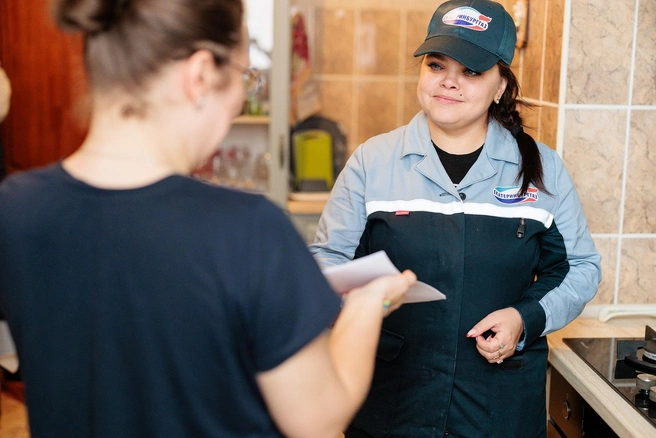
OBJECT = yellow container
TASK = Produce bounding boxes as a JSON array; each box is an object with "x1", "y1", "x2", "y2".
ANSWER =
[{"x1": 292, "y1": 129, "x2": 333, "y2": 191}]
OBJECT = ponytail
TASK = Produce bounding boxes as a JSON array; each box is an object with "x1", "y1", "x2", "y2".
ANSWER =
[{"x1": 490, "y1": 63, "x2": 551, "y2": 197}]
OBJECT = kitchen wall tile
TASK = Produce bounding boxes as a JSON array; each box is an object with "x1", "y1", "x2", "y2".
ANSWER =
[
  {"x1": 562, "y1": 109, "x2": 625, "y2": 234},
  {"x1": 623, "y1": 110, "x2": 656, "y2": 234},
  {"x1": 355, "y1": 0, "x2": 405, "y2": 8},
  {"x1": 539, "y1": 105, "x2": 558, "y2": 149},
  {"x1": 518, "y1": 104, "x2": 539, "y2": 140},
  {"x1": 318, "y1": 80, "x2": 354, "y2": 151},
  {"x1": 406, "y1": 0, "x2": 448, "y2": 12},
  {"x1": 566, "y1": 0, "x2": 634, "y2": 105},
  {"x1": 314, "y1": 7, "x2": 354, "y2": 75},
  {"x1": 405, "y1": 10, "x2": 435, "y2": 69},
  {"x1": 356, "y1": 80, "x2": 399, "y2": 146},
  {"x1": 403, "y1": 80, "x2": 421, "y2": 126},
  {"x1": 495, "y1": 0, "x2": 513, "y2": 13},
  {"x1": 316, "y1": 0, "x2": 357, "y2": 7},
  {"x1": 590, "y1": 237, "x2": 617, "y2": 305},
  {"x1": 357, "y1": 10, "x2": 401, "y2": 76},
  {"x1": 618, "y1": 238, "x2": 656, "y2": 304},
  {"x1": 355, "y1": 0, "x2": 414, "y2": 8},
  {"x1": 291, "y1": 0, "x2": 319, "y2": 6},
  {"x1": 510, "y1": 54, "x2": 521, "y2": 84},
  {"x1": 541, "y1": 65, "x2": 560, "y2": 105},
  {"x1": 405, "y1": 57, "x2": 422, "y2": 80},
  {"x1": 632, "y1": 0, "x2": 656, "y2": 106},
  {"x1": 542, "y1": 0, "x2": 564, "y2": 103},
  {"x1": 521, "y1": 0, "x2": 546, "y2": 100}
]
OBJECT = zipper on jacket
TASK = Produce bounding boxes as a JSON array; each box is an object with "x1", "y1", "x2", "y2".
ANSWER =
[{"x1": 516, "y1": 218, "x2": 526, "y2": 239}]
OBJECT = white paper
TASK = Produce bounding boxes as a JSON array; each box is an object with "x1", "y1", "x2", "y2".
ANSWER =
[{"x1": 322, "y1": 251, "x2": 446, "y2": 303}]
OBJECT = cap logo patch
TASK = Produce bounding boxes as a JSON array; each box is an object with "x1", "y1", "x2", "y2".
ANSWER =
[
  {"x1": 442, "y1": 7, "x2": 491, "y2": 31},
  {"x1": 493, "y1": 186, "x2": 538, "y2": 204}
]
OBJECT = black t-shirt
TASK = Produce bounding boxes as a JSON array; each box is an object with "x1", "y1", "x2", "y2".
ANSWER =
[
  {"x1": 0, "y1": 163, "x2": 341, "y2": 437},
  {"x1": 433, "y1": 142, "x2": 483, "y2": 185}
]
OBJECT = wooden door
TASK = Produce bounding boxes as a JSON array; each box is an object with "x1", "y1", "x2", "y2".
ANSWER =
[{"x1": 0, "y1": 0, "x2": 88, "y2": 174}]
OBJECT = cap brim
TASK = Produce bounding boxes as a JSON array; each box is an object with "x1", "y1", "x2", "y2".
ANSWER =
[{"x1": 413, "y1": 35, "x2": 501, "y2": 73}]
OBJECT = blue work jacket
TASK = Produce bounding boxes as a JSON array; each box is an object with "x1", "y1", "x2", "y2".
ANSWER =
[{"x1": 310, "y1": 111, "x2": 601, "y2": 438}]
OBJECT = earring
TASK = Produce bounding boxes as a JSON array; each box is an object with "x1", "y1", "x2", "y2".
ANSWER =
[
  {"x1": 196, "y1": 96, "x2": 207, "y2": 110},
  {"x1": 494, "y1": 97, "x2": 500, "y2": 104}
]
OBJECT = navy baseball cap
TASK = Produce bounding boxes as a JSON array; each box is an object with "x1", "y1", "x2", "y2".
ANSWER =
[{"x1": 414, "y1": 0, "x2": 517, "y2": 72}]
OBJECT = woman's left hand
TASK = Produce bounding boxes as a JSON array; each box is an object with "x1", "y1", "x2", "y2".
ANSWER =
[{"x1": 466, "y1": 307, "x2": 524, "y2": 365}]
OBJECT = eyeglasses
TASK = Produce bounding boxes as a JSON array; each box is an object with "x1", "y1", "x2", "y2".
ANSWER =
[
  {"x1": 185, "y1": 41, "x2": 263, "y2": 94},
  {"x1": 231, "y1": 64, "x2": 262, "y2": 95}
]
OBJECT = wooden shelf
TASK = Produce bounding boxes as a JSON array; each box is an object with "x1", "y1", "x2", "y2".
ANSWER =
[
  {"x1": 286, "y1": 199, "x2": 327, "y2": 215},
  {"x1": 233, "y1": 115, "x2": 270, "y2": 125}
]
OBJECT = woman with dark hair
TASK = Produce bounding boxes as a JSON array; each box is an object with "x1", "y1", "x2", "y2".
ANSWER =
[
  {"x1": 0, "y1": 1, "x2": 416, "y2": 437},
  {"x1": 310, "y1": 0, "x2": 601, "y2": 437}
]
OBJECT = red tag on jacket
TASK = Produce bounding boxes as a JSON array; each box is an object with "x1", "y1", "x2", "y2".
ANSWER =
[{"x1": 395, "y1": 210, "x2": 410, "y2": 216}]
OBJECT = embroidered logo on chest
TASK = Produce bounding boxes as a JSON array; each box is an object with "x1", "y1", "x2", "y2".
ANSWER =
[{"x1": 493, "y1": 186, "x2": 538, "y2": 204}]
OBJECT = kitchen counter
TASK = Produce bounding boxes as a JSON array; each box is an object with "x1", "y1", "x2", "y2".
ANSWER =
[{"x1": 547, "y1": 316, "x2": 656, "y2": 437}]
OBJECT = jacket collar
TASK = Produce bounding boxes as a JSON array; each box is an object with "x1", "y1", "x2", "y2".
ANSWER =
[
  {"x1": 401, "y1": 111, "x2": 519, "y2": 165},
  {"x1": 400, "y1": 111, "x2": 521, "y2": 193}
]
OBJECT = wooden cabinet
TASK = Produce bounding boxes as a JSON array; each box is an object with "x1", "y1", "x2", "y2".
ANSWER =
[
  {"x1": 0, "y1": 0, "x2": 291, "y2": 206},
  {"x1": 0, "y1": 0, "x2": 88, "y2": 173},
  {"x1": 548, "y1": 366, "x2": 618, "y2": 437}
]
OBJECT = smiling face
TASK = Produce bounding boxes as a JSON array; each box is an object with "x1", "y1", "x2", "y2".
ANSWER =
[{"x1": 417, "y1": 54, "x2": 507, "y2": 137}]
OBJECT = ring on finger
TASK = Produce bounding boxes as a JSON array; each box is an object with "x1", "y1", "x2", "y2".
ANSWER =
[
  {"x1": 382, "y1": 299, "x2": 391, "y2": 317},
  {"x1": 499, "y1": 342, "x2": 506, "y2": 350}
]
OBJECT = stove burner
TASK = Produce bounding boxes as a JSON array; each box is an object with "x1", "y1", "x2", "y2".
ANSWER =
[
  {"x1": 644, "y1": 350, "x2": 656, "y2": 362},
  {"x1": 625, "y1": 350, "x2": 656, "y2": 374},
  {"x1": 623, "y1": 326, "x2": 656, "y2": 374},
  {"x1": 563, "y1": 326, "x2": 656, "y2": 429}
]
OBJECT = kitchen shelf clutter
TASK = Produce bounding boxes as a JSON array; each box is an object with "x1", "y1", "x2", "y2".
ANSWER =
[
  {"x1": 192, "y1": 1, "x2": 334, "y2": 223},
  {"x1": 192, "y1": 0, "x2": 290, "y2": 208}
]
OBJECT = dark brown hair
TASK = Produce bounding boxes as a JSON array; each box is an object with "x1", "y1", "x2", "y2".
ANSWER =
[
  {"x1": 489, "y1": 63, "x2": 551, "y2": 197},
  {"x1": 53, "y1": 0, "x2": 243, "y2": 93}
]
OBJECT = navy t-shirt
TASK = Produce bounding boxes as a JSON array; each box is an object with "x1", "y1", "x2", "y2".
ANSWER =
[{"x1": 0, "y1": 163, "x2": 341, "y2": 437}]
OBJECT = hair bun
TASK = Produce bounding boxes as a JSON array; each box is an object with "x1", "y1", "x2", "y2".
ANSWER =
[{"x1": 54, "y1": 0, "x2": 130, "y2": 34}]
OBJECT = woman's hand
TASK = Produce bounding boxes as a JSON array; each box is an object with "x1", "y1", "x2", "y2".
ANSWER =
[
  {"x1": 341, "y1": 270, "x2": 416, "y2": 317},
  {"x1": 466, "y1": 307, "x2": 524, "y2": 364},
  {"x1": 257, "y1": 269, "x2": 416, "y2": 437}
]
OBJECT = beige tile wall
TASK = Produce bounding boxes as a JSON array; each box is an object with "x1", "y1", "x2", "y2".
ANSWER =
[
  {"x1": 292, "y1": 0, "x2": 656, "y2": 304},
  {"x1": 563, "y1": 0, "x2": 656, "y2": 305},
  {"x1": 292, "y1": 0, "x2": 439, "y2": 150},
  {"x1": 292, "y1": 0, "x2": 561, "y2": 150}
]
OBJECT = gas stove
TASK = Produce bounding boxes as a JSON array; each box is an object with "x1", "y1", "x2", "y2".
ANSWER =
[{"x1": 564, "y1": 325, "x2": 656, "y2": 428}]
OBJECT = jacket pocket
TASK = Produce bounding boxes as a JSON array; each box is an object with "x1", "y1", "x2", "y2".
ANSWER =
[
  {"x1": 376, "y1": 328, "x2": 404, "y2": 362},
  {"x1": 353, "y1": 328, "x2": 405, "y2": 436},
  {"x1": 499, "y1": 355, "x2": 523, "y2": 371}
]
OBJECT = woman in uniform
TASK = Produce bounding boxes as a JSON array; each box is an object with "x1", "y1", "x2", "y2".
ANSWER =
[{"x1": 310, "y1": 1, "x2": 601, "y2": 436}]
